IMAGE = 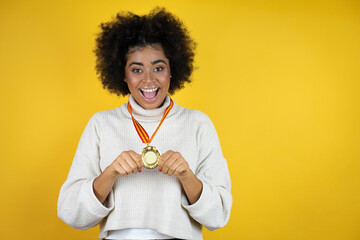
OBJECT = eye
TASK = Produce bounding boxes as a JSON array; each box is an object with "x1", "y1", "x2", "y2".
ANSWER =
[
  {"x1": 154, "y1": 66, "x2": 163, "y2": 72},
  {"x1": 132, "y1": 68, "x2": 142, "y2": 73}
]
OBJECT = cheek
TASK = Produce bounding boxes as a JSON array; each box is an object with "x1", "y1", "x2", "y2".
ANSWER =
[
  {"x1": 160, "y1": 76, "x2": 170, "y2": 86},
  {"x1": 163, "y1": 80, "x2": 170, "y2": 92},
  {"x1": 124, "y1": 76, "x2": 135, "y2": 89},
  {"x1": 124, "y1": 72, "x2": 138, "y2": 88},
  {"x1": 126, "y1": 81, "x2": 137, "y2": 91}
]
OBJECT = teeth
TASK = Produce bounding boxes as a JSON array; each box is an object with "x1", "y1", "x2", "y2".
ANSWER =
[{"x1": 141, "y1": 88, "x2": 158, "y2": 92}]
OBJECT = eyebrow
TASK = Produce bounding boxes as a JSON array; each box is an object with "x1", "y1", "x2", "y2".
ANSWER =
[
  {"x1": 128, "y1": 62, "x2": 143, "y2": 67},
  {"x1": 128, "y1": 59, "x2": 167, "y2": 67},
  {"x1": 151, "y1": 59, "x2": 167, "y2": 65}
]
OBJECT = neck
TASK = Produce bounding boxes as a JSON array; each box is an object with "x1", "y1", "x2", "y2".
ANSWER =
[
  {"x1": 128, "y1": 94, "x2": 173, "y2": 120},
  {"x1": 133, "y1": 98, "x2": 167, "y2": 110}
]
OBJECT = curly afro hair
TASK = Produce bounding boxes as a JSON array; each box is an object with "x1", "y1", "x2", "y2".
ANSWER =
[{"x1": 94, "y1": 7, "x2": 197, "y2": 96}]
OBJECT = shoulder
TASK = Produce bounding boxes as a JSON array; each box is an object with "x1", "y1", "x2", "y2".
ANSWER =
[
  {"x1": 177, "y1": 105, "x2": 214, "y2": 128},
  {"x1": 92, "y1": 104, "x2": 126, "y2": 120},
  {"x1": 177, "y1": 106, "x2": 221, "y2": 147},
  {"x1": 87, "y1": 104, "x2": 127, "y2": 127}
]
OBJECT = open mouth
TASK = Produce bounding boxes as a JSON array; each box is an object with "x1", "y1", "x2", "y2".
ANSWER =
[{"x1": 140, "y1": 88, "x2": 160, "y2": 100}]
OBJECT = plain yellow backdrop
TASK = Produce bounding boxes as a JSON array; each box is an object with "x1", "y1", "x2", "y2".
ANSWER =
[{"x1": 1, "y1": 0, "x2": 359, "y2": 239}]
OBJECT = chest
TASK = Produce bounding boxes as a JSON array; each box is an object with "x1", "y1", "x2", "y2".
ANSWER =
[{"x1": 98, "y1": 117, "x2": 200, "y2": 172}]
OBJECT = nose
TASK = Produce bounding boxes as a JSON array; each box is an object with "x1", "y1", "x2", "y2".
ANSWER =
[{"x1": 143, "y1": 70, "x2": 155, "y2": 83}]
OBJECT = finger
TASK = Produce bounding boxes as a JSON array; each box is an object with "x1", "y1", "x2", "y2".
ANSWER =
[
  {"x1": 167, "y1": 158, "x2": 184, "y2": 176},
  {"x1": 162, "y1": 157, "x2": 177, "y2": 174},
  {"x1": 174, "y1": 162, "x2": 192, "y2": 178},
  {"x1": 125, "y1": 157, "x2": 139, "y2": 173},
  {"x1": 113, "y1": 163, "x2": 128, "y2": 176},
  {"x1": 160, "y1": 150, "x2": 174, "y2": 161},
  {"x1": 162, "y1": 152, "x2": 181, "y2": 174},
  {"x1": 119, "y1": 159, "x2": 133, "y2": 175},
  {"x1": 159, "y1": 150, "x2": 174, "y2": 170},
  {"x1": 119, "y1": 164, "x2": 129, "y2": 176},
  {"x1": 123, "y1": 152, "x2": 140, "y2": 173},
  {"x1": 114, "y1": 151, "x2": 138, "y2": 175},
  {"x1": 129, "y1": 151, "x2": 143, "y2": 171}
]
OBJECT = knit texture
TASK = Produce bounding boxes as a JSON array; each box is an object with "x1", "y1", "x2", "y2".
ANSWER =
[{"x1": 57, "y1": 95, "x2": 232, "y2": 239}]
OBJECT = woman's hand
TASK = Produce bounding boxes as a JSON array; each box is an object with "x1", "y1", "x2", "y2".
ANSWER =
[
  {"x1": 93, "y1": 150, "x2": 142, "y2": 204},
  {"x1": 158, "y1": 150, "x2": 191, "y2": 179},
  {"x1": 109, "y1": 150, "x2": 143, "y2": 176},
  {"x1": 158, "y1": 150, "x2": 203, "y2": 204}
]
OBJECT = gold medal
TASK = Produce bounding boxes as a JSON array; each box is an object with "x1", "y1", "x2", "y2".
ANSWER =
[
  {"x1": 141, "y1": 146, "x2": 161, "y2": 169},
  {"x1": 127, "y1": 98, "x2": 174, "y2": 170}
]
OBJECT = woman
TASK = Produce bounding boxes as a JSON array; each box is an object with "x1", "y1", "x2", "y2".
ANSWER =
[{"x1": 58, "y1": 7, "x2": 232, "y2": 240}]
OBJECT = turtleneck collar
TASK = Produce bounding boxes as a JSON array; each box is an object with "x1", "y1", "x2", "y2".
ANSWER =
[{"x1": 126, "y1": 94, "x2": 179, "y2": 122}]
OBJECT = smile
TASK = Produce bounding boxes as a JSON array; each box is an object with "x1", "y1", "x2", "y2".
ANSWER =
[
  {"x1": 140, "y1": 88, "x2": 159, "y2": 100},
  {"x1": 141, "y1": 88, "x2": 158, "y2": 93}
]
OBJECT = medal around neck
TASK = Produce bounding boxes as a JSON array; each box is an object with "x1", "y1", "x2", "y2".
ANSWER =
[
  {"x1": 127, "y1": 98, "x2": 174, "y2": 169},
  {"x1": 141, "y1": 145, "x2": 161, "y2": 169}
]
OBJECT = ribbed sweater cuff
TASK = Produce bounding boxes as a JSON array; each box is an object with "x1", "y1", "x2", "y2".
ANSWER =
[
  {"x1": 83, "y1": 177, "x2": 114, "y2": 217},
  {"x1": 182, "y1": 180, "x2": 211, "y2": 215}
]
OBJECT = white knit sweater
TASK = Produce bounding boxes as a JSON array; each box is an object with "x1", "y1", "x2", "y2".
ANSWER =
[{"x1": 58, "y1": 95, "x2": 232, "y2": 239}]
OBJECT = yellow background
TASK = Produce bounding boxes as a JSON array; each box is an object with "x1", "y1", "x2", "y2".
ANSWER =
[{"x1": 1, "y1": 0, "x2": 359, "y2": 239}]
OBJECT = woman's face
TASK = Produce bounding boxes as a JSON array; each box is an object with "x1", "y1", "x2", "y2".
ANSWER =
[{"x1": 125, "y1": 44, "x2": 171, "y2": 110}]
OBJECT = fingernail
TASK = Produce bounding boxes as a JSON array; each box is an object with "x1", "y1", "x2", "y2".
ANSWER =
[
  {"x1": 139, "y1": 170, "x2": 142, "y2": 173},
  {"x1": 159, "y1": 169, "x2": 162, "y2": 172}
]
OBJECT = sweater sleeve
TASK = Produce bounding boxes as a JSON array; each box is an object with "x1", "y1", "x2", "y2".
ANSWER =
[
  {"x1": 57, "y1": 114, "x2": 114, "y2": 230},
  {"x1": 182, "y1": 114, "x2": 232, "y2": 231}
]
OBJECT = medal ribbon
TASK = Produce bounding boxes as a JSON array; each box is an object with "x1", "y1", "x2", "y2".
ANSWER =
[{"x1": 127, "y1": 99, "x2": 174, "y2": 145}]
